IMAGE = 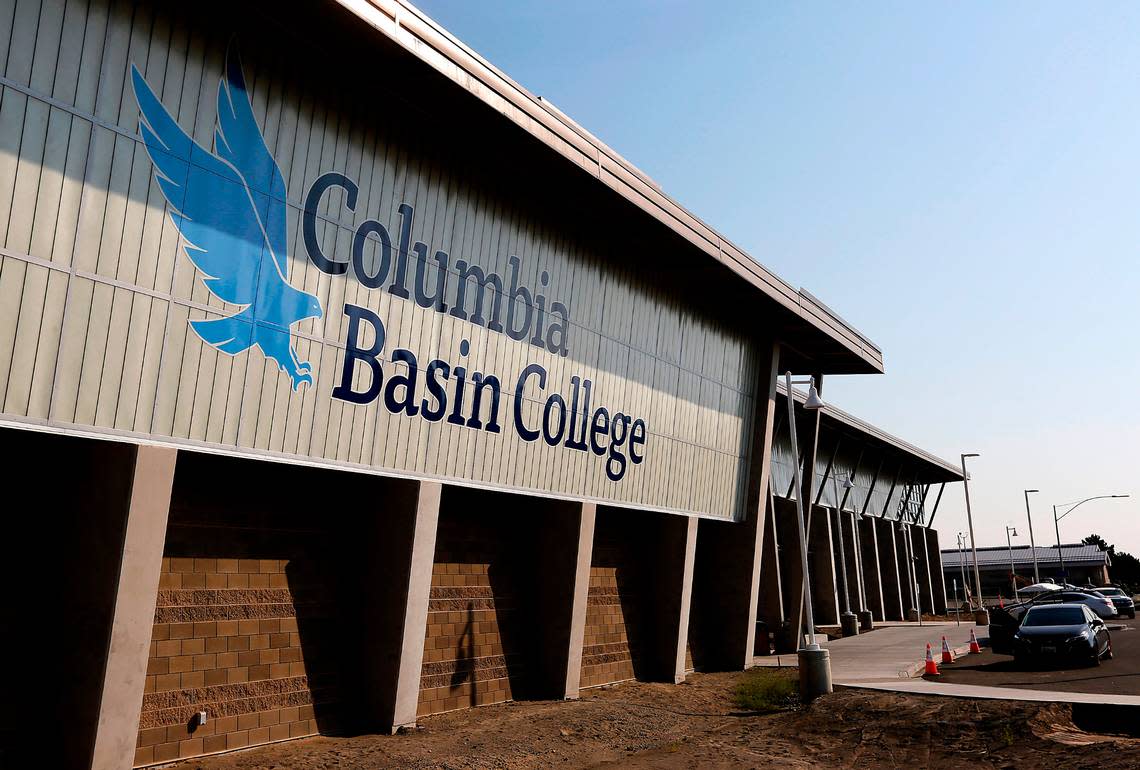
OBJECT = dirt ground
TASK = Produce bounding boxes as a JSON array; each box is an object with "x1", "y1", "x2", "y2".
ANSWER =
[{"x1": 166, "y1": 670, "x2": 1140, "y2": 770}]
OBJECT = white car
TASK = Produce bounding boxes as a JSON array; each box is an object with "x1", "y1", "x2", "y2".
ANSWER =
[
  {"x1": 1053, "y1": 590, "x2": 1118, "y2": 619},
  {"x1": 1014, "y1": 588, "x2": 1118, "y2": 619}
]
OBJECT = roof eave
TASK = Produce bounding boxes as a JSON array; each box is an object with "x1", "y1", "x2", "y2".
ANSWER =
[{"x1": 335, "y1": 0, "x2": 884, "y2": 375}]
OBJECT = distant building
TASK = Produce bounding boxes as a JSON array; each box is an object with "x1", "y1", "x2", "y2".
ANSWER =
[{"x1": 941, "y1": 544, "x2": 1111, "y2": 600}]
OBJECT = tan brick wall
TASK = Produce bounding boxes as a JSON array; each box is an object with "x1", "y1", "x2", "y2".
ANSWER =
[
  {"x1": 580, "y1": 515, "x2": 649, "y2": 688},
  {"x1": 418, "y1": 509, "x2": 533, "y2": 716},
  {"x1": 134, "y1": 555, "x2": 339, "y2": 765},
  {"x1": 134, "y1": 454, "x2": 355, "y2": 766}
]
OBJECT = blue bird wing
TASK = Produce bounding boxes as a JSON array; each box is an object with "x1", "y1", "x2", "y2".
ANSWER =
[
  {"x1": 215, "y1": 42, "x2": 289, "y2": 279},
  {"x1": 132, "y1": 64, "x2": 282, "y2": 308}
]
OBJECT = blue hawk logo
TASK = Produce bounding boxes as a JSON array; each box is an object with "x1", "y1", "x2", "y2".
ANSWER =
[{"x1": 132, "y1": 44, "x2": 322, "y2": 390}]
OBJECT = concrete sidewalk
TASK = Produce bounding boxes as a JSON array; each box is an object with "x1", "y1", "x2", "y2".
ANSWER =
[
  {"x1": 754, "y1": 622, "x2": 1140, "y2": 706},
  {"x1": 856, "y1": 678, "x2": 1140, "y2": 706},
  {"x1": 753, "y1": 622, "x2": 979, "y2": 682}
]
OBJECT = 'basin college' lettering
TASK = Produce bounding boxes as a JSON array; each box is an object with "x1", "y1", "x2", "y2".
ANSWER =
[
  {"x1": 330, "y1": 304, "x2": 647, "y2": 483},
  {"x1": 303, "y1": 172, "x2": 571, "y2": 356}
]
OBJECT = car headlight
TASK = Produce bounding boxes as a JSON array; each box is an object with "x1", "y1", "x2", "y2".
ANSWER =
[{"x1": 1067, "y1": 631, "x2": 1090, "y2": 643}]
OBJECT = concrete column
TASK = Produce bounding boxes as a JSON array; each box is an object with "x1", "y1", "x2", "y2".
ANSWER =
[
  {"x1": 790, "y1": 374, "x2": 825, "y2": 637},
  {"x1": 926, "y1": 528, "x2": 949, "y2": 613},
  {"x1": 896, "y1": 522, "x2": 917, "y2": 618},
  {"x1": 656, "y1": 516, "x2": 699, "y2": 683},
  {"x1": 690, "y1": 341, "x2": 778, "y2": 671},
  {"x1": 390, "y1": 481, "x2": 441, "y2": 730},
  {"x1": 912, "y1": 527, "x2": 935, "y2": 616},
  {"x1": 877, "y1": 520, "x2": 904, "y2": 621},
  {"x1": 348, "y1": 479, "x2": 441, "y2": 733},
  {"x1": 91, "y1": 446, "x2": 178, "y2": 770},
  {"x1": 836, "y1": 509, "x2": 861, "y2": 614},
  {"x1": 859, "y1": 516, "x2": 885, "y2": 621},
  {"x1": 756, "y1": 493, "x2": 785, "y2": 629},
  {"x1": 808, "y1": 504, "x2": 840, "y2": 625},
  {"x1": 536, "y1": 501, "x2": 596, "y2": 699}
]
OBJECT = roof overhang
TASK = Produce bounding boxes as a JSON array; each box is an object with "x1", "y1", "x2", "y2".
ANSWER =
[
  {"x1": 779, "y1": 383, "x2": 964, "y2": 483},
  {"x1": 331, "y1": 0, "x2": 885, "y2": 375}
]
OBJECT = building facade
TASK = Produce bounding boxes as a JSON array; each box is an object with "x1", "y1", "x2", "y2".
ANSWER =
[
  {"x1": 942, "y1": 544, "x2": 1112, "y2": 600},
  {"x1": 0, "y1": 1, "x2": 958, "y2": 767}
]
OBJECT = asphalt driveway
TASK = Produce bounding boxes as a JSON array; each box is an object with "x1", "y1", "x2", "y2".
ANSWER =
[{"x1": 935, "y1": 616, "x2": 1140, "y2": 696}]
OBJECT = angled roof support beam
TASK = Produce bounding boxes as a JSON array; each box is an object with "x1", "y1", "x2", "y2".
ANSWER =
[
  {"x1": 927, "y1": 483, "x2": 947, "y2": 527},
  {"x1": 878, "y1": 463, "x2": 902, "y2": 519},
  {"x1": 813, "y1": 435, "x2": 841, "y2": 508},
  {"x1": 859, "y1": 459, "x2": 885, "y2": 518}
]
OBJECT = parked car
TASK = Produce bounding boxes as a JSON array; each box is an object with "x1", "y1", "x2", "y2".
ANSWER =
[
  {"x1": 989, "y1": 589, "x2": 1117, "y2": 654},
  {"x1": 1095, "y1": 586, "x2": 1136, "y2": 619},
  {"x1": 1013, "y1": 604, "x2": 1112, "y2": 667}
]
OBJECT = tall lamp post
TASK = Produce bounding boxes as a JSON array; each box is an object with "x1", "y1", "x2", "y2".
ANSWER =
[
  {"x1": 830, "y1": 472, "x2": 859, "y2": 636},
  {"x1": 956, "y1": 532, "x2": 969, "y2": 608},
  {"x1": 835, "y1": 472, "x2": 873, "y2": 631},
  {"x1": 960, "y1": 453, "x2": 987, "y2": 625},
  {"x1": 1004, "y1": 526, "x2": 1018, "y2": 598},
  {"x1": 784, "y1": 372, "x2": 829, "y2": 701},
  {"x1": 1023, "y1": 489, "x2": 1040, "y2": 584},
  {"x1": 1052, "y1": 495, "x2": 1130, "y2": 583}
]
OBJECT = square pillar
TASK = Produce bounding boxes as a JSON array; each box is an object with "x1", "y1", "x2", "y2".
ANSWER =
[
  {"x1": 808, "y1": 505, "x2": 840, "y2": 625},
  {"x1": 535, "y1": 502, "x2": 596, "y2": 700},
  {"x1": 877, "y1": 519, "x2": 904, "y2": 620},
  {"x1": 926, "y1": 528, "x2": 949, "y2": 614},
  {"x1": 859, "y1": 516, "x2": 885, "y2": 621},
  {"x1": 774, "y1": 497, "x2": 803, "y2": 630},
  {"x1": 911, "y1": 527, "x2": 935, "y2": 616},
  {"x1": 348, "y1": 479, "x2": 441, "y2": 733},
  {"x1": 895, "y1": 522, "x2": 917, "y2": 618},
  {"x1": 91, "y1": 445, "x2": 178, "y2": 770},
  {"x1": 690, "y1": 341, "x2": 778, "y2": 671},
  {"x1": 756, "y1": 493, "x2": 785, "y2": 629},
  {"x1": 835, "y1": 508, "x2": 861, "y2": 615}
]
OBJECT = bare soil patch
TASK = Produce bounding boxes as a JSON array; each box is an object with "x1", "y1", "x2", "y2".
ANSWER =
[{"x1": 168, "y1": 671, "x2": 1140, "y2": 769}]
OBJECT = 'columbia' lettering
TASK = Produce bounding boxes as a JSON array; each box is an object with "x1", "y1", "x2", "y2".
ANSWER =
[{"x1": 304, "y1": 173, "x2": 570, "y2": 356}]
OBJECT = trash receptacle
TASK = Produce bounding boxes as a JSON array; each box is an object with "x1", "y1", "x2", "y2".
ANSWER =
[
  {"x1": 755, "y1": 621, "x2": 770, "y2": 656},
  {"x1": 774, "y1": 621, "x2": 797, "y2": 654}
]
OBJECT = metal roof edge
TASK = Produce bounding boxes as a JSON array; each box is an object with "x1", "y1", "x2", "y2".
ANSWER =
[
  {"x1": 776, "y1": 383, "x2": 963, "y2": 480},
  {"x1": 334, "y1": 0, "x2": 884, "y2": 373}
]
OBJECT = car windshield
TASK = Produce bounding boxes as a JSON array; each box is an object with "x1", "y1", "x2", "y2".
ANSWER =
[{"x1": 1022, "y1": 607, "x2": 1086, "y2": 626}]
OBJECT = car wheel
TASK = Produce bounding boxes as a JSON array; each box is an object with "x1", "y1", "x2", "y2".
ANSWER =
[
  {"x1": 1130, "y1": 611, "x2": 1136, "y2": 620},
  {"x1": 1090, "y1": 649, "x2": 1102, "y2": 667}
]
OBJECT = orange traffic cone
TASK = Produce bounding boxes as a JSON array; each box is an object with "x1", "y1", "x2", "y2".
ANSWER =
[
  {"x1": 941, "y1": 635, "x2": 954, "y2": 664},
  {"x1": 924, "y1": 643, "x2": 940, "y2": 676},
  {"x1": 969, "y1": 628, "x2": 982, "y2": 654}
]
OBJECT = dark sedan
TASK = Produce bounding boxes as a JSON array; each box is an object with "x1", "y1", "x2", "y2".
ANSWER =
[{"x1": 1013, "y1": 604, "x2": 1112, "y2": 667}]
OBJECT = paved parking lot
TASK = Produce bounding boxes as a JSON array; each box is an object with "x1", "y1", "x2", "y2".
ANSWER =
[{"x1": 935, "y1": 616, "x2": 1140, "y2": 695}]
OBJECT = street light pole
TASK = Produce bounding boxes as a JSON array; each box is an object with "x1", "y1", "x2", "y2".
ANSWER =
[
  {"x1": 831, "y1": 473, "x2": 858, "y2": 636},
  {"x1": 961, "y1": 453, "x2": 987, "y2": 625},
  {"x1": 1052, "y1": 494, "x2": 1130, "y2": 585},
  {"x1": 1052, "y1": 504, "x2": 1065, "y2": 582},
  {"x1": 1024, "y1": 489, "x2": 1040, "y2": 584},
  {"x1": 785, "y1": 371, "x2": 831, "y2": 701},
  {"x1": 1005, "y1": 526, "x2": 1018, "y2": 598},
  {"x1": 957, "y1": 532, "x2": 969, "y2": 608}
]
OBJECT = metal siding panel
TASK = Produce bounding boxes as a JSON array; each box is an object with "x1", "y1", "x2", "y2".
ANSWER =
[{"x1": 0, "y1": 5, "x2": 764, "y2": 521}]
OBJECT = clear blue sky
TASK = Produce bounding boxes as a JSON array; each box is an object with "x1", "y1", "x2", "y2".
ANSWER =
[{"x1": 411, "y1": 1, "x2": 1140, "y2": 555}]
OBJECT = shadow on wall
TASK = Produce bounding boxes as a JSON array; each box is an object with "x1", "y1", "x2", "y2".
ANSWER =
[{"x1": 156, "y1": 451, "x2": 418, "y2": 744}]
